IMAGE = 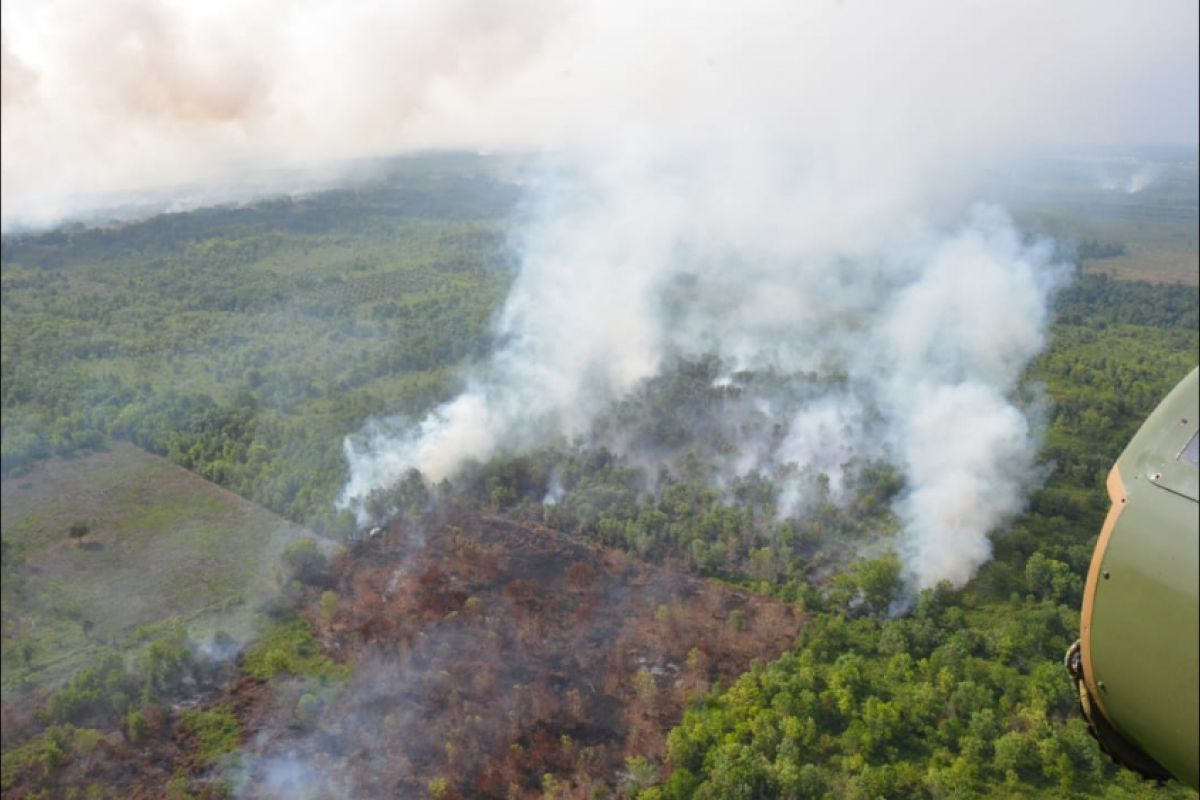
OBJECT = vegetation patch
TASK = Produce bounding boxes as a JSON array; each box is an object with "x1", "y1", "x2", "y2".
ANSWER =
[
  {"x1": 241, "y1": 616, "x2": 348, "y2": 682},
  {"x1": 1, "y1": 443, "x2": 310, "y2": 699},
  {"x1": 0, "y1": 725, "x2": 108, "y2": 792},
  {"x1": 181, "y1": 706, "x2": 241, "y2": 766}
]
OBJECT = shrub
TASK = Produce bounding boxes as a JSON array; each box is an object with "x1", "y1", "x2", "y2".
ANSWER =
[
  {"x1": 280, "y1": 539, "x2": 329, "y2": 586},
  {"x1": 126, "y1": 709, "x2": 147, "y2": 744},
  {"x1": 181, "y1": 706, "x2": 240, "y2": 765}
]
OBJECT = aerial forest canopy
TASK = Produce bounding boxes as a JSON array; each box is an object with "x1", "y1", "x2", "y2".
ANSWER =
[{"x1": 1, "y1": 156, "x2": 1198, "y2": 798}]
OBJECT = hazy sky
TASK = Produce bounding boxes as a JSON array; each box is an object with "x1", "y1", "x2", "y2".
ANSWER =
[{"x1": 2, "y1": 0, "x2": 1197, "y2": 227}]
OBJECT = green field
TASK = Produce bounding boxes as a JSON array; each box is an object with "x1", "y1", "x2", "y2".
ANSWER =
[
  {"x1": 994, "y1": 151, "x2": 1199, "y2": 286},
  {"x1": 1, "y1": 442, "x2": 310, "y2": 699}
]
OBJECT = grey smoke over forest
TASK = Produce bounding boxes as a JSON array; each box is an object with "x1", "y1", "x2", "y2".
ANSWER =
[
  {"x1": 4, "y1": 0, "x2": 1195, "y2": 587},
  {"x1": 341, "y1": 147, "x2": 1068, "y2": 589}
]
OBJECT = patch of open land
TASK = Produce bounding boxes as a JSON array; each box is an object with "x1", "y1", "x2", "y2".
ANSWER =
[{"x1": 1, "y1": 443, "x2": 310, "y2": 700}]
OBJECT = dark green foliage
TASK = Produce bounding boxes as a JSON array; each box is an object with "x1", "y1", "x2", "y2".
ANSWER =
[
  {"x1": 279, "y1": 538, "x2": 330, "y2": 586},
  {"x1": 138, "y1": 633, "x2": 199, "y2": 704},
  {"x1": 38, "y1": 630, "x2": 204, "y2": 732},
  {"x1": 1, "y1": 161, "x2": 517, "y2": 528},
  {"x1": 45, "y1": 653, "x2": 132, "y2": 726},
  {"x1": 364, "y1": 467, "x2": 431, "y2": 519},
  {"x1": 68, "y1": 520, "x2": 90, "y2": 541},
  {"x1": 1076, "y1": 240, "x2": 1127, "y2": 261},
  {"x1": 636, "y1": 276, "x2": 1198, "y2": 799}
]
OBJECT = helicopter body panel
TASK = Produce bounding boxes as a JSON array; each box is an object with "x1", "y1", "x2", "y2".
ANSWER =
[{"x1": 1076, "y1": 367, "x2": 1198, "y2": 789}]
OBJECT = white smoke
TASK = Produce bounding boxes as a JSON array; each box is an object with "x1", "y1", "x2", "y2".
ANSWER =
[
  {"x1": 4, "y1": 0, "x2": 1188, "y2": 587},
  {"x1": 2, "y1": 0, "x2": 1196, "y2": 228},
  {"x1": 1098, "y1": 162, "x2": 1164, "y2": 194},
  {"x1": 869, "y1": 210, "x2": 1065, "y2": 586},
  {"x1": 342, "y1": 144, "x2": 1068, "y2": 588}
]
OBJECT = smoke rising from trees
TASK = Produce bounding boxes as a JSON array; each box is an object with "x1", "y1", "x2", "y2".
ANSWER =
[
  {"x1": 342, "y1": 147, "x2": 1068, "y2": 589},
  {"x1": 4, "y1": 0, "x2": 1192, "y2": 586}
]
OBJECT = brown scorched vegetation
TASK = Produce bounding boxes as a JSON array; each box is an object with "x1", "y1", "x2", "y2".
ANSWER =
[
  {"x1": 3, "y1": 512, "x2": 801, "y2": 799},
  {"x1": 237, "y1": 512, "x2": 803, "y2": 799}
]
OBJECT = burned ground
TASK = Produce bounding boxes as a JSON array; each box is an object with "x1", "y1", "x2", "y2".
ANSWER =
[
  {"x1": 230, "y1": 513, "x2": 803, "y2": 799},
  {"x1": 1, "y1": 512, "x2": 801, "y2": 799}
]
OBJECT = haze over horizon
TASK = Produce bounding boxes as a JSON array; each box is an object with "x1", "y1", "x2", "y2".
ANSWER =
[{"x1": 2, "y1": 0, "x2": 1197, "y2": 229}]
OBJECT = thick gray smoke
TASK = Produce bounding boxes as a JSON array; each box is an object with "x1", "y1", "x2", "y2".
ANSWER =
[
  {"x1": 342, "y1": 145, "x2": 1068, "y2": 589},
  {"x1": 2, "y1": 0, "x2": 1196, "y2": 228}
]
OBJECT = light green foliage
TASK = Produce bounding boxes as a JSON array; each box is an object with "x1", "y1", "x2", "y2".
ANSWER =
[
  {"x1": 180, "y1": 705, "x2": 240, "y2": 766},
  {"x1": 241, "y1": 616, "x2": 348, "y2": 681},
  {"x1": 125, "y1": 708, "x2": 147, "y2": 744},
  {"x1": 651, "y1": 597, "x2": 1189, "y2": 799},
  {"x1": 0, "y1": 725, "x2": 108, "y2": 791},
  {"x1": 828, "y1": 555, "x2": 903, "y2": 616},
  {"x1": 633, "y1": 669, "x2": 658, "y2": 704},
  {"x1": 138, "y1": 630, "x2": 195, "y2": 704},
  {"x1": 165, "y1": 770, "x2": 196, "y2": 800},
  {"x1": 319, "y1": 590, "x2": 339, "y2": 625},
  {"x1": 621, "y1": 756, "x2": 660, "y2": 797},
  {"x1": 39, "y1": 631, "x2": 202, "y2": 730},
  {"x1": 2, "y1": 157, "x2": 1196, "y2": 798},
  {"x1": 1, "y1": 728, "x2": 67, "y2": 790},
  {"x1": 43, "y1": 655, "x2": 118, "y2": 722},
  {"x1": 70, "y1": 727, "x2": 105, "y2": 756}
]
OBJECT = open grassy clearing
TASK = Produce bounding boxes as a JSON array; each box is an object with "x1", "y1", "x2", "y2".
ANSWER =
[
  {"x1": 1, "y1": 442, "x2": 311, "y2": 700},
  {"x1": 997, "y1": 153, "x2": 1199, "y2": 286},
  {"x1": 1030, "y1": 201, "x2": 1198, "y2": 285}
]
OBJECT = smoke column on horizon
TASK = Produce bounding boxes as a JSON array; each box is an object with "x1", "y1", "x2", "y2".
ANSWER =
[{"x1": 341, "y1": 145, "x2": 1069, "y2": 590}]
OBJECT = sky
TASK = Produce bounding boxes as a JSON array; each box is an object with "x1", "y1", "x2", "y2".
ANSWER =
[{"x1": 2, "y1": 0, "x2": 1198, "y2": 228}]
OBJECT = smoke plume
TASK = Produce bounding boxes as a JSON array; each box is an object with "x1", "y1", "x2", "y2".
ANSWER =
[
  {"x1": 2, "y1": 0, "x2": 1196, "y2": 228},
  {"x1": 342, "y1": 145, "x2": 1068, "y2": 589},
  {"x1": 5, "y1": 0, "x2": 1194, "y2": 586}
]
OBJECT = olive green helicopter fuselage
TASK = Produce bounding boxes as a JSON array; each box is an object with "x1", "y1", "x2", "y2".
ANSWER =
[{"x1": 1068, "y1": 367, "x2": 1199, "y2": 790}]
